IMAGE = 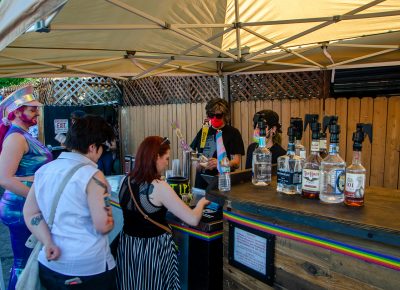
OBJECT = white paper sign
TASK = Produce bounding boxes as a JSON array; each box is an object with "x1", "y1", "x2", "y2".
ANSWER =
[
  {"x1": 54, "y1": 119, "x2": 69, "y2": 134},
  {"x1": 234, "y1": 227, "x2": 267, "y2": 275}
]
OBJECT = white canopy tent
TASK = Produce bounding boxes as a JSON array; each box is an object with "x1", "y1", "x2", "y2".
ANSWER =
[{"x1": 0, "y1": 0, "x2": 399, "y2": 80}]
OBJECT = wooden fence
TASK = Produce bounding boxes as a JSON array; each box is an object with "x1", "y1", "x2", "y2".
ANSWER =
[{"x1": 121, "y1": 96, "x2": 400, "y2": 189}]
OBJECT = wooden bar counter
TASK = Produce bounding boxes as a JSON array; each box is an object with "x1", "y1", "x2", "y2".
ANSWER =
[{"x1": 208, "y1": 176, "x2": 400, "y2": 290}]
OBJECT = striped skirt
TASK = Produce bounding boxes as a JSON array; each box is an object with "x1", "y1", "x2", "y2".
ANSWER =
[{"x1": 116, "y1": 231, "x2": 181, "y2": 290}]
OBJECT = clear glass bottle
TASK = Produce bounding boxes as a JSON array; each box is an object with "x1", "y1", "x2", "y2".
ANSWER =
[
  {"x1": 344, "y1": 151, "x2": 366, "y2": 207},
  {"x1": 218, "y1": 156, "x2": 231, "y2": 192},
  {"x1": 319, "y1": 143, "x2": 346, "y2": 203},
  {"x1": 295, "y1": 139, "x2": 306, "y2": 160},
  {"x1": 302, "y1": 139, "x2": 322, "y2": 199},
  {"x1": 277, "y1": 127, "x2": 304, "y2": 194},
  {"x1": 319, "y1": 132, "x2": 328, "y2": 159},
  {"x1": 252, "y1": 136, "x2": 272, "y2": 186}
]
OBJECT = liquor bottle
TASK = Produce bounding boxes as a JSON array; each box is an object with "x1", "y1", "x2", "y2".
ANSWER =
[
  {"x1": 344, "y1": 123, "x2": 372, "y2": 207},
  {"x1": 218, "y1": 156, "x2": 231, "y2": 192},
  {"x1": 291, "y1": 117, "x2": 306, "y2": 159},
  {"x1": 277, "y1": 125, "x2": 304, "y2": 194},
  {"x1": 319, "y1": 116, "x2": 346, "y2": 203},
  {"x1": 252, "y1": 120, "x2": 272, "y2": 186},
  {"x1": 302, "y1": 114, "x2": 322, "y2": 199},
  {"x1": 319, "y1": 131, "x2": 328, "y2": 159}
]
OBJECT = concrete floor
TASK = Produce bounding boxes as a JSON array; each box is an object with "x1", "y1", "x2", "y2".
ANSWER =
[{"x1": 0, "y1": 192, "x2": 12, "y2": 290}]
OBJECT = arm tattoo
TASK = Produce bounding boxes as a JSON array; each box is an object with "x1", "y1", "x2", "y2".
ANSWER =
[
  {"x1": 92, "y1": 176, "x2": 108, "y2": 192},
  {"x1": 31, "y1": 214, "x2": 43, "y2": 226}
]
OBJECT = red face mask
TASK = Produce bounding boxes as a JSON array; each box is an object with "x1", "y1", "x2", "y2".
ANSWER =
[{"x1": 210, "y1": 117, "x2": 224, "y2": 128}]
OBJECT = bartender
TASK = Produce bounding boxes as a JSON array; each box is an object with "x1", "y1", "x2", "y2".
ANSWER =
[{"x1": 190, "y1": 98, "x2": 245, "y2": 189}]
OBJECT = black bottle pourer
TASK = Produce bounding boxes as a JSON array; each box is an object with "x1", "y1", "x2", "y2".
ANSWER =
[
  {"x1": 290, "y1": 117, "x2": 303, "y2": 141},
  {"x1": 353, "y1": 123, "x2": 373, "y2": 151},
  {"x1": 258, "y1": 120, "x2": 267, "y2": 137},
  {"x1": 287, "y1": 125, "x2": 296, "y2": 144},
  {"x1": 323, "y1": 116, "x2": 340, "y2": 143},
  {"x1": 304, "y1": 114, "x2": 320, "y2": 140}
]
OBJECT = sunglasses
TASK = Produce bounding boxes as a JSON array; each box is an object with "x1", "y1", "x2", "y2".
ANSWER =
[
  {"x1": 161, "y1": 137, "x2": 170, "y2": 145},
  {"x1": 207, "y1": 113, "x2": 224, "y2": 119}
]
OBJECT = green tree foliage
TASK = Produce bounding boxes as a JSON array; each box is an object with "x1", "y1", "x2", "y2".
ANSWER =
[{"x1": 0, "y1": 78, "x2": 34, "y2": 89}]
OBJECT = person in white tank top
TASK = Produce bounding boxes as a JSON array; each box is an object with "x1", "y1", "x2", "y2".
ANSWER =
[{"x1": 23, "y1": 115, "x2": 116, "y2": 290}]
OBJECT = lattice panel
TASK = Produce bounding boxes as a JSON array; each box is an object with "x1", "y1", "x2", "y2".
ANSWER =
[
  {"x1": 230, "y1": 71, "x2": 328, "y2": 102},
  {"x1": 40, "y1": 77, "x2": 122, "y2": 106},
  {"x1": 122, "y1": 76, "x2": 220, "y2": 106}
]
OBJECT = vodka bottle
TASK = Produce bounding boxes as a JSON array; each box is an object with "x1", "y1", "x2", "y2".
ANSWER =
[
  {"x1": 252, "y1": 136, "x2": 272, "y2": 186},
  {"x1": 218, "y1": 156, "x2": 231, "y2": 192},
  {"x1": 320, "y1": 117, "x2": 346, "y2": 203},
  {"x1": 277, "y1": 126, "x2": 304, "y2": 194},
  {"x1": 319, "y1": 132, "x2": 328, "y2": 159},
  {"x1": 344, "y1": 150, "x2": 365, "y2": 206},
  {"x1": 344, "y1": 123, "x2": 372, "y2": 207},
  {"x1": 302, "y1": 130, "x2": 322, "y2": 199}
]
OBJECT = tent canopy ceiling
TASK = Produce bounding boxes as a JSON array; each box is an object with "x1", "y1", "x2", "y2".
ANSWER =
[{"x1": 0, "y1": 0, "x2": 399, "y2": 80}]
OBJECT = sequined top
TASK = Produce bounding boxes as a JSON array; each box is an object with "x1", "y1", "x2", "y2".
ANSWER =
[{"x1": 5, "y1": 124, "x2": 52, "y2": 181}]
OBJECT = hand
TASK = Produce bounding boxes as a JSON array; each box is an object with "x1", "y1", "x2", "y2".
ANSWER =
[
  {"x1": 44, "y1": 242, "x2": 61, "y2": 261},
  {"x1": 205, "y1": 158, "x2": 218, "y2": 170},
  {"x1": 199, "y1": 197, "x2": 211, "y2": 207}
]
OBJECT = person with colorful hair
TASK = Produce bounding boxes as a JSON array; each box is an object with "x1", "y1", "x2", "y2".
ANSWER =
[
  {"x1": 190, "y1": 98, "x2": 245, "y2": 189},
  {"x1": 0, "y1": 86, "x2": 52, "y2": 290}
]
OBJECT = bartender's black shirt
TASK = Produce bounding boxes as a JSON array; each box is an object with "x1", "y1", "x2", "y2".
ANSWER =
[{"x1": 190, "y1": 124, "x2": 245, "y2": 189}]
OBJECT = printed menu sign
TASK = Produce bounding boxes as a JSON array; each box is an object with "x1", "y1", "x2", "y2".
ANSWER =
[{"x1": 234, "y1": 227, "x2": 267, "y2": 275}]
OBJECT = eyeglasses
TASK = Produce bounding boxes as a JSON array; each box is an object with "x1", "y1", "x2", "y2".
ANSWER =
[
  {"x1": 161, "y1": 137, "x2": 170, "y2": 145},
  {"x1": 207, "y1": 113, "x2": 224, "y2": 119}
]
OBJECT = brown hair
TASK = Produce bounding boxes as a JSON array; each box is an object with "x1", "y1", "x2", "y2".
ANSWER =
[
  {"x1": 129, "y1": 136, "x2": 170, "y2": 184},
  {"x1": 205, "y1": 98, "x2": 231, "y2": 123}
]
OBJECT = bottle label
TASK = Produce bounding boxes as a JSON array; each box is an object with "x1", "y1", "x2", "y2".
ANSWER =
[
  {"x1": 302, "y1": 169, "x2": 320, "y2": 192},
  {"x1": 331, "y1": 169, "x2": 345, "y2": 195},
  {"x1": 299, "y1": 150, "x2": 306, "y2": 159},
  {"x1": 311, "y1": 141, "x2": 319, "y2": 152},
  {"x1": 277, "y1": 170, "x2": 302, "y2": 185},
  {"x1": 319, "y1": 139, "x2": 327, "y2": 150},
  {"x1": 345, "y1": 173, "x2": 365, "y2": 198}
]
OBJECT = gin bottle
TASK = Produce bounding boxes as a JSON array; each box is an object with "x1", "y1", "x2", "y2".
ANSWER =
[
  {"x1": 277, "y1": 126, "x2": 304, "y2": 194},
  {"x1": 344, "y1": 123, "x2": 372, "y2": 207},
  {"x1": 320, "y1": 116, "x2": 346, "y2": 203},
  {"x1": 252, "y1": 135, "x2": 272, "y2": 186},
  {"x1": 302, "y1": 116, "x2": 322, "y2": 199}
]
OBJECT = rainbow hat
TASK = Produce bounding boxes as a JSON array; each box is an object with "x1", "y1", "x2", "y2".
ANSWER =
[{"x1": 0, "y1": 86, "x2": 42, "y2": 116}]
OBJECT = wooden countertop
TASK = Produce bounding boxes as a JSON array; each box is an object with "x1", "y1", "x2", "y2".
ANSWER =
[{"x1": 208, "y1": 177, "x2": 400, "y2": 247}]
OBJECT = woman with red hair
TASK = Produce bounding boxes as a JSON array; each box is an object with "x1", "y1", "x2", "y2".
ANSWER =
[
  {"x1": 0, "y1": 86, "x2": 52, "y2": 290},
  {"x1": 116, "y1": 136, "x2": 210, "y2": 290}
]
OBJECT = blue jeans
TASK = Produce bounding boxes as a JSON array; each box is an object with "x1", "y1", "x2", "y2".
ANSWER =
[
  {"x1": 39, "y1": 263, "x2": 116, "y2": 290},
  {"x1": 0, "y1": 192, "x2": 32, "y2": 290}
]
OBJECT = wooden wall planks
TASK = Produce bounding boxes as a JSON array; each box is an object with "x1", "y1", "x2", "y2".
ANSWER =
[{"x1": 122, "y1": 97, "x2": 400, "y2": 189}]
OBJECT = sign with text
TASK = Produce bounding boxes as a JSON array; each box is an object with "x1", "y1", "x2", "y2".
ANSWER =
[
  {"x1": 54, "y1": 119, "x2": 69, "y2": 134},
  {"x1": 228, "y1": 221, "x2": 275, "y2": 285}
]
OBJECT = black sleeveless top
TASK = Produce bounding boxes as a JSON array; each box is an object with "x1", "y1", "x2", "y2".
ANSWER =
[{"x1": 119, "y1": 177, "x2": 169, "y2": 237}]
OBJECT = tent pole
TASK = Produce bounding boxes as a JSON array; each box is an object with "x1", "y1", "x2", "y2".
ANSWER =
[
  {"x1": 242, "y1": 27, "x2": 323, "y2": 68},
  {"x1": 241, "y1": 9, "x2": 400, "y2": 26},
  {"x1": 245, "y1": 0, "x2": 386, "y2": 61},
  {"x1": 327, "y1": 48, "x2": 397, "y2": 68},
  {"x1": 0, "y1": 68, "x2": 60, "y2": 78},
  {"x1": 131, "y1": 28, "x2": 234, "y2": 78},
  {"x1": 107, "y1": 0, "x2": 237, "y2": 59},
  {"x1": 234, "y1": 0, "x2": 241, "y2": 61}
]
